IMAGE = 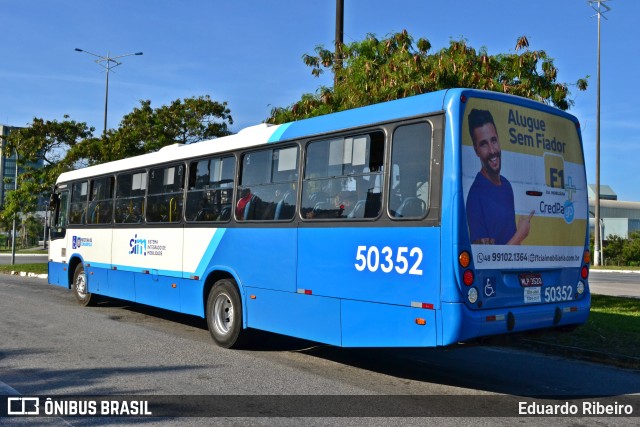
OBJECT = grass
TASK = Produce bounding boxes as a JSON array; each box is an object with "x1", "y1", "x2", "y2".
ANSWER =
[
  {"x1": 2, "y1": 263, "x2": 639, "y2": 365},
  {"x1": 0, "y1": 262, "x2": 48, "y2": 275},
  {"x1": 519, "y1": 294, "x2": 640, "y2": 364},
  {"x1": 0, "y1": 248, "x2": 48, "y2": 254}
]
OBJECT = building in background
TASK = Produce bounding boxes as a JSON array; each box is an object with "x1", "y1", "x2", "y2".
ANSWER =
[
  {"x1": 0, "y1": 125, "x2": 45, "y2": 208},
  {"x1": 588, "y1": 184, "x2": 640, "y2": 239}
]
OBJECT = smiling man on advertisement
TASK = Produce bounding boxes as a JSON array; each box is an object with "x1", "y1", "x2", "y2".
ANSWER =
[{"x1": 465, "y1": 108, "x2": 534, "y2": 245}]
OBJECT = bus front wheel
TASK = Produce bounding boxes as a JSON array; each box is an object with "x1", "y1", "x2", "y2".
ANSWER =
[
  {"x1": 206, "y1": 279, "x2": 246, "y2": 349},
  {"x1": 72, "y1": 263, "x2": 96, "y2": 307}
]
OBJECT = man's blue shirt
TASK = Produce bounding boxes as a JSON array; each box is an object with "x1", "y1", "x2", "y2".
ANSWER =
[{"x1": 466, "y1": 172, "x2": 516, "y2": 245}]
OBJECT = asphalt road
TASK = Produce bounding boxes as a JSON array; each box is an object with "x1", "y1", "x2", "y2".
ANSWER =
[
  {"x1": 589, "y1": 270, "x2": 640, "y2": 298},
  {"x1": 0, "y1": 275, "x2": 638, "y2": 426},
  {"x1": 0, "y1": 254, "x2": 48, "y2": 265}
]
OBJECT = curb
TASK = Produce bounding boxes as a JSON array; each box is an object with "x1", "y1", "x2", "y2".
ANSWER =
[
  {"x1": 8, "y1": 271, "x2": 48, "y2": 279},
  {"x1": 515, "y1": 338, "x2": 640, "y2": 371}
]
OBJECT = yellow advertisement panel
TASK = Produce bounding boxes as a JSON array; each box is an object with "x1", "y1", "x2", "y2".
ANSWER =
[{"x1": 461, "y1": 98, "x2": 587, "y2": 269}]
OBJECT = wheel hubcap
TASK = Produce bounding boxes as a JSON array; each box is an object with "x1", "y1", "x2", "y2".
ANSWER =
[
  {"x1": 212, "y1": 292, "x2": 234, "y2": 335},
  {"x1": 76, "y1": 273, "x2": 87, "y2": 299}
]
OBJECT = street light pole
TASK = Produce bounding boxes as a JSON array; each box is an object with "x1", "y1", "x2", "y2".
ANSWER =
[
  {"x1": 335, "y1": 0, "x2": 344, "y2": 87},
  {"x1": 588, "y1": 0, "x2": 610, "y2": 266},
  {"x1": 10, "y1": 149, "x2": 18, "y2": 265},
  {"x1": 74, "y1": 48, "x2": 143, "y2": 160}
]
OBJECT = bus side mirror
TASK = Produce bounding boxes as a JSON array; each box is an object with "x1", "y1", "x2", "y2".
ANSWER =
[{"x1": 49, "y1": 193, "x2": 59, "y2": 211}]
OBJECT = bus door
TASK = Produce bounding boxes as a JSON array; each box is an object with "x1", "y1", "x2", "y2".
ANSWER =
[{"x1": 48, "y1": 187, "x2": 69, "y2": 287}]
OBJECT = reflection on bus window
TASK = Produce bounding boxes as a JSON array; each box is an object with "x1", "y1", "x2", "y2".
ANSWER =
[
  {"x1": 87, "y1": 176, "x2": 115, "y2": 225},
  {"x1": 389, "y1": 123, "x2": 432, "y2": 219},
  {"x1": 185, "y1": 156, "x2": 235, "y2": 222},
  {"x1": 115, "y1": 171, "x2": 147, "y2": 224},
  {"x1": 237, "y1": 146, "x2": 298, "y2": 221},
  {"x1": 302, "y1": 132, "x2": 384, "y2": 220},
  {"x1": 146, "y1": 164, "x2": 185, "y2": 223},
  {"x1": 68, "y1": 181, "x2": 88, "y2": 225}
]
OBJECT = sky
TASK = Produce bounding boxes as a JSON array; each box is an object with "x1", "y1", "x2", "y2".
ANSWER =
[{"x1": 1, "y1": 0, "x2": 638, "y2": 201}]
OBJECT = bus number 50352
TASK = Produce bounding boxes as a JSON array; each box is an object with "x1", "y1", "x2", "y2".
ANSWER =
[{"x1": 354, "y1": 245, "x2": 423, "y2": 275}]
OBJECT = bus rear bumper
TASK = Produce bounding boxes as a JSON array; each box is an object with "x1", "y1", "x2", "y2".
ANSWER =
[{"x1": 440, "y1": 294, "x2": 591, "y2": 345}]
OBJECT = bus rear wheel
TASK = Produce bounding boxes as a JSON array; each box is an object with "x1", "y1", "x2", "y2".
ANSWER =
[
  {"x1": 206, "y1": 279, "x2": 246, "y2": 348},
  {"x1": 72, "y1": 263, "x2": 96, "y2": 307}
]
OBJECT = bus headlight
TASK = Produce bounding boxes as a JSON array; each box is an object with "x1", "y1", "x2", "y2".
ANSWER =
[
  {"x1": 577, "y1": 281, "x2": 585, "y2": 295},
  {"x1": 467, "y1": 287, "x2": 478, "y2": 304}
]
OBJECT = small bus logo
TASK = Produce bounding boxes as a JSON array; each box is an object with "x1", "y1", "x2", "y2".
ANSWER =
[{"x1": 129, "y1": 234, "x2": 147, "y2": 256}]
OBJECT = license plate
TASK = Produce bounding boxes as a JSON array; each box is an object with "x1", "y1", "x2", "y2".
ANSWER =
[{"x1": 519, "y1": 273, "x2": 543, "y2": 287}]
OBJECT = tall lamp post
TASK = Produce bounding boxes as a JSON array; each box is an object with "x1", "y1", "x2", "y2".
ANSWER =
[
  {"x1": 74, "y1": 48, "x2": 143, "y2": 160},
  {"x1": 335, "y1": 0, "x2": 344, "y2": 87},
  {"x1": 10, "y1": 149, "x2": 18, "y2": 265},
  {"x1": 588, "y1": 0, "x2": 610, "y2": 266}
]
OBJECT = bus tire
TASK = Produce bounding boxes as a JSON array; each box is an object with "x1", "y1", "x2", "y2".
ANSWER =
[
  {"x1": 206, "y1": 279, "x2": 246, "y2": 349},
  {"x1": 72, "y1": 263, "x2": 95, "y2": 307}
]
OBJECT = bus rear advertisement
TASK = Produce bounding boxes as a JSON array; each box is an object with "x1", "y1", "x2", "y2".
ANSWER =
[{"x1": 48, "y1": 89, "x2": 591, "y2": 349}]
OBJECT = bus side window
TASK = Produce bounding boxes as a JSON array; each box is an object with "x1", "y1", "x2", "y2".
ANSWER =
[
  {"x1": 185, "y1": 156, "x2": 235, "y2": 222},
  {"x1": 237, "y1": 146, "x2": 298, "y2": 222},
  {"x1": 115, "y1": 171, "x2": 146, "y2": 224},
  {"x1": 388, "y1": 123, "x2": 432, "y2": 219},
  {"x1": 302, "y1": 131, "x2": 383, "y2": 220},
  {"x1": 146, "y1": 164, "x2": 185, "y2": 223},
  {"x1": 68, "y1": 181, "x2": 88, "y2": 225},
  {"x1": 87, "y1": 176, "x2": 115, "y2": 225}
]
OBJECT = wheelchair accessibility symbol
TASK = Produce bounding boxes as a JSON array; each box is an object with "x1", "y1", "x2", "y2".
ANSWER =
[{"x1": 484, "y1": 277, "x2": 496, "y2": 297}]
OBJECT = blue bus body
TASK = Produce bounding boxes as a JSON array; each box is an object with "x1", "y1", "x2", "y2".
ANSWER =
[{"x1": 48, "y1": 89, "x2": 591, "y2": 347}]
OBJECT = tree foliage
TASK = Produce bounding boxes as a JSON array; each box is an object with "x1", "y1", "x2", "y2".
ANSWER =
[
  {"x1": 622, "y1": 232, "x2": 640, "y2": 265},
  {"x1": 68, "y1": 95, "x2": 233, "y2": 165},
  {"x1": 1, "y1": 95, "x2": 233, "y2": 224},
  {"x1": 604, "y1": 232, "x2": 640, "y2": 266},
  {"x1": 2, "y1": 117, "x2": 94, "y2": 223},
  {"x1": 267, "y1": 31, "x2": 588, "y2": 124}
]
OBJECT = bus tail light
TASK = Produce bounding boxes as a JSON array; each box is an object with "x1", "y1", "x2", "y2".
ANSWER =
[
  {"x1": 463, "y1": 269, "x2": 474, "y2": 286},
  {"x1": 583, "y1": 250, "x2": 591, "y2": 264},
  {"x1": 581, "y1": 265, "x2": 589, "y2": 280},
  {"x1": 458, "y1": 251, "x2": 470, "y2": 268}
]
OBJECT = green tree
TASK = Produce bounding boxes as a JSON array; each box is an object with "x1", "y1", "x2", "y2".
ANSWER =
[
  {"x1": 2, "y1": 117, "x2": 94, "y2": 224},
  {"x1": 622, "y1": 231, "x2": 640, "y2": 266},
  {"x1": 604, "y1": 234, "x2": 625, "y2": 265},
  {"x1": 268, "y1": 31, "x2": 588, "y2": 123},
  {"x1": 20, "y1": 214, "x2": 42, "y2": 248},
  {"x1": 2, "y1": 95, "x2": 233, "y2": 223},
  {"x1": 69, "y1": 95, "x2": 233, "y2": 164}
]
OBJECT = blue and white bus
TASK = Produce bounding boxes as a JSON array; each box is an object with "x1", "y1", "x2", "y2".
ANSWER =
[{"x1": 48, "y1": 89, "x2": 591, "y2": 348}]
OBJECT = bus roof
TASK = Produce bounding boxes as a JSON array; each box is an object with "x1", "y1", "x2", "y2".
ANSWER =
[{"x1": 56, "y1": 88, "x2": 576, "y2": 184}]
